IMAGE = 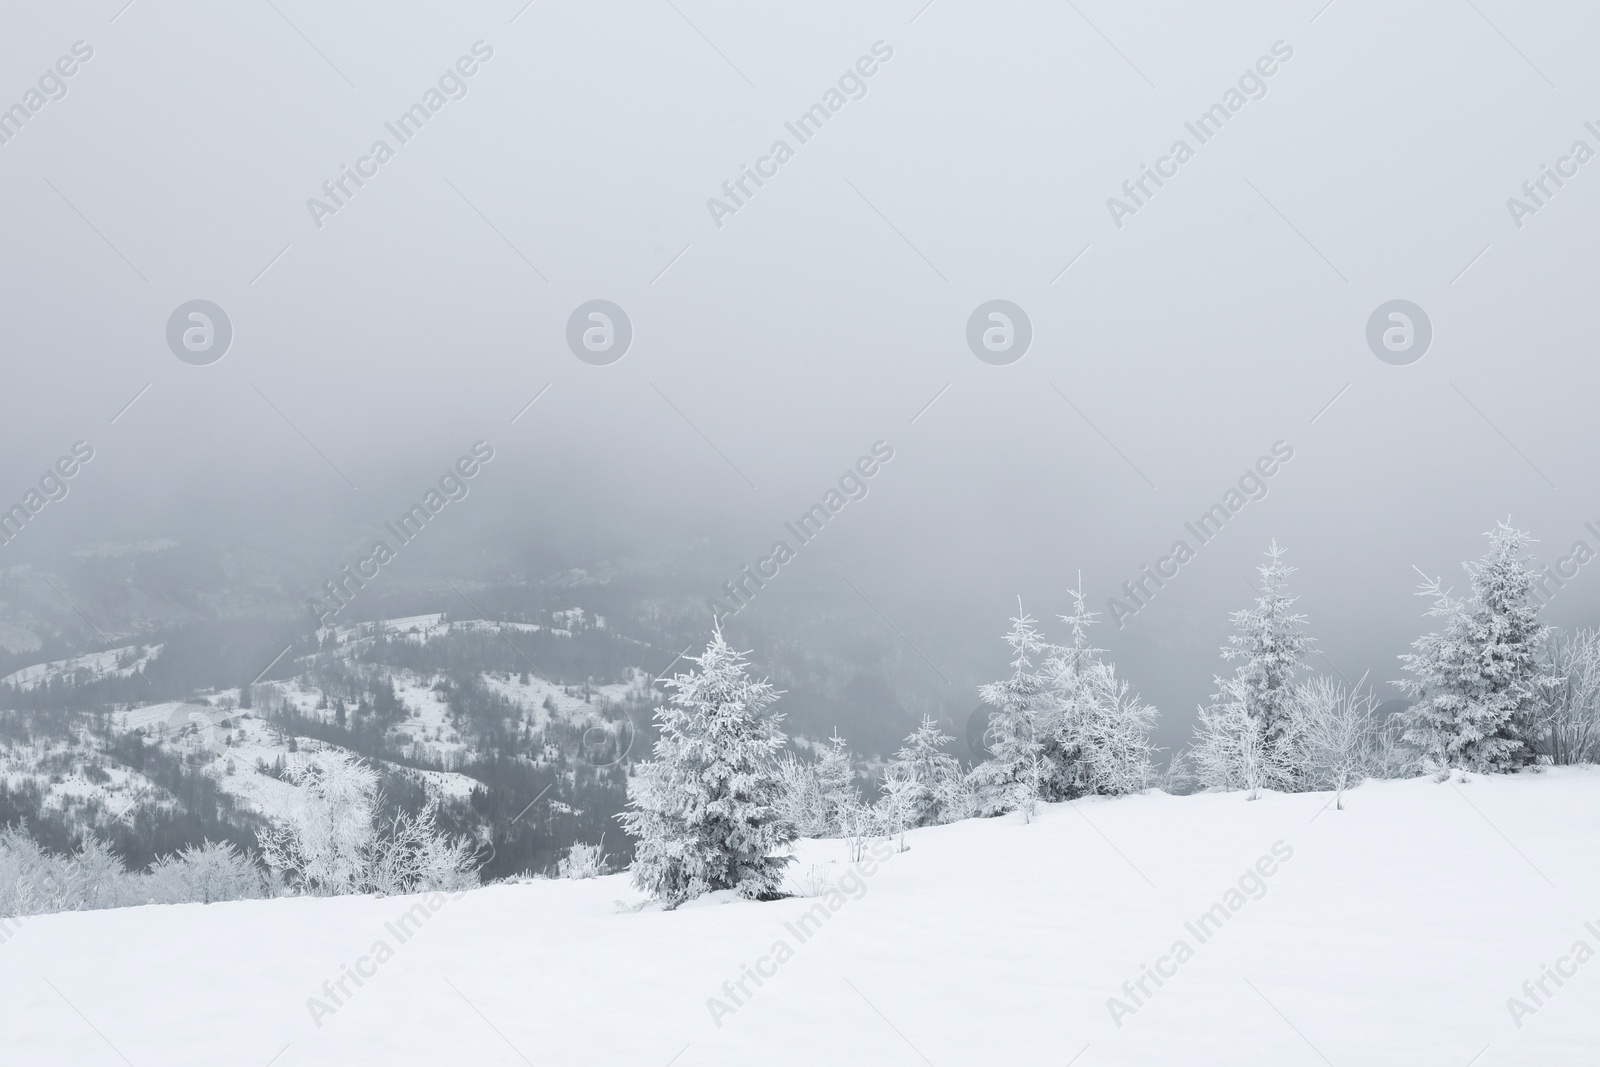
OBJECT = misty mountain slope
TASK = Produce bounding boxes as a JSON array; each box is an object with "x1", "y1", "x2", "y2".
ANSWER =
[
  {"x1": 0, "y1": 610, "x2": 656, "y2": 873},
  {"x1": 5, "y1": 770, "x2": 1597, "y2": 1066},
  {"x1": 0, "y1": 644, "x2": 162, "y2": 691}
]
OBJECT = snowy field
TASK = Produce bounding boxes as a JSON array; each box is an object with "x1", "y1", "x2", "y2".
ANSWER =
[{"x1": 3, "y1": 769, "x2": 1598, "y2": 1066}]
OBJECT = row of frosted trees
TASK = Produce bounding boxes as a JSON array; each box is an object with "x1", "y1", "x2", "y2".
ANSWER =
[{"x1": 620, "y1": 521, "x2": 1596, "y2": 906}]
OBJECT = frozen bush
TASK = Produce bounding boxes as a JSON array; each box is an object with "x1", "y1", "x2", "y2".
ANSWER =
[
  {"x1": 143, "y1": 841, "x2": 268, "y2": 905},
  {"x1": 775, "y1": 753, "x2": 831, "y2": 838},
  {"x1": 0, "y1": 828, "x2": 73, "y2": 918},
  {"x1": 1192, "y1": 677, "x2": 1297, "y2": 799},
  {"x1": 786, "y1": 863, "x2": 834, "y2": 898},
  {"x1": 0, "y1": 830, "x2": 147, "y2": 918},
  {"x1": 259, "y1": 751, "x2": 379, "y2": 895},
  {"x1": 260, "y1": 750, "x2": 478, "y2": 896},
  {"x1": 368, "y1": 803, "x2": 478, "y2": 895},
  {"x1": 1536, "y1": 628, "x2": 1600, "y2": 765},
  {"x1": 557, "y1": 839, "x2": 607, "y2": 880},
  {"x1": 1289, "y1": 676, "x2": 1387, "y2": 808}
]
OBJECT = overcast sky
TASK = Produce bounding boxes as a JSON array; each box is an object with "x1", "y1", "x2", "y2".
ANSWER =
[{"x1": 4, "y1": 0, "x2": 1600, "y2": 725}]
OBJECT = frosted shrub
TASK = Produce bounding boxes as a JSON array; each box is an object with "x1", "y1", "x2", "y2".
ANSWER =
[
  {"x1": 368, "y1": 803, "x2": 478, "y2": 895},
  {"x1": 835, "y1": 792, "x2": 882, "y2": 862},
  {"x1": 1289, "y1": 676, "x2": 1387, "y2": 808},
  {"x1": 775, "y1": 753, "x2": 831, "y2": 838},
  {"x1": 877, "y1": 765, "x2": 918, "y2": 851},
  {"x1": 61, "y1": 834, "x2": 135, "y2": 911},
  {"x1": 1536, "y1": 628, "x2": 1600, "y2": 765},
  {"x1": 259, "y1": 751, "x2": 379, "y2": 895},
  {"x1": 0, "y1": 828, "x2": 74, "y2": 918},
  {"x1": 1159, "y1": 750, "x2": 1194, "y2": 795},
  {"x1": 260, "y1": 750, "x2": 478, "y2": 896},
  {"x1": 787, "y1": 863, "x2": 834, "y2": 898},
  {"x1": 1193, "y1": 678, "x2": 1296, "y2": 799},
  {"x1": 0, "y1": 830, "x2": 155, "y2": 918},
  {"x1": 557, "y1": 839, "x2": 607, "y2": 880},
  {"x1": 144, "y1": 841, "x2": 267, "y2": 905}
]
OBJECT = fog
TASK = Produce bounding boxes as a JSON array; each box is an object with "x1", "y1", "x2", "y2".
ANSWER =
[{"x1": 5, "y1": 0, "x2": 1600, "y2": 745}]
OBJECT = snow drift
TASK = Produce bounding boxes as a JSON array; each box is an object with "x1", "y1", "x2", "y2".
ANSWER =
[{"x1": 2, "y1": 769, "x2": 1598, "y2": 1066}]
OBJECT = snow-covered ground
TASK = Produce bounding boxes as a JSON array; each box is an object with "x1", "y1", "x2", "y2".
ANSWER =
[{"x1": 4, "y1": 769, "x2": 1598, "y2": 1065}]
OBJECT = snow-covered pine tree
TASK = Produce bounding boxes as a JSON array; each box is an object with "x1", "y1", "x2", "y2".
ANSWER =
[
  {"x1": 618, "y1": 628, "x2": 796, "y2": 907},
  {"x1": 1218, "y1": 541, "x2": 1313, "y2": 759},
  {"x1": 814, "y1": 731, "x2": 861, "y2": 834},
  {"x1": 1065, "y1": 665, "x2": 1159, "y2": 796},
  {"x1": 967, "y1": 606, "x2": 1056, "y2": 816},
  {"x1": 888, "y1": 716, "x2": 965, "y2": 826},
  {"x1": 1398, "y1": 522, "x2": 1550, "y2": 772},
  {"x1": 1047, "y1": 583, "x2": 1158, "y2": 797}
]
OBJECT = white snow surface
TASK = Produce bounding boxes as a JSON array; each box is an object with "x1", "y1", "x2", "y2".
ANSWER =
[{"x1": 4, "y1": 770, "x2": 1600, "y2": 1065}]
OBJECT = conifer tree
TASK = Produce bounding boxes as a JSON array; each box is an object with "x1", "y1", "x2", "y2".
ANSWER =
[
  {"x1": 888, "y1": 716, "x2": 965, "y2": 826},
  {"x1": 1220, "y1": 541, "x2": 1313, "y2": 751},
  {"x1": 1398, "y1": 522, "x2": 1549, "y2": 772},
  {"x1": 814, "y1": 731, "x2": 860, "y2": 834},
  {"x1": 968, "y1": 607, "x2": 1055, "y2": 815},
  {"x1": 1047, "y1": 583, "x2": 1157, "y2": 797},
  {"x1": 618, "y1": 628, "x2": 795, "y2": 907},
  {"x1": 1190, "y1": 545, "x2": 1310, "y2": 796}
]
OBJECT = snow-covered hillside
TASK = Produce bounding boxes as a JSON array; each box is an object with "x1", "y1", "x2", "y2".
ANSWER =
[
  {"x1": 1, "y1": 643, "x2": 162, "y2": 691},
  {"x1": 0, "y1": 606, "x2": 657, "y2": 882},
  {"x1": 4, "y1": 770, "x2": 1598, "y2": 1065}
]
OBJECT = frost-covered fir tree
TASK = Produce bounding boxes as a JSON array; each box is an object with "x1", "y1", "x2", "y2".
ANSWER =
[
  {"x1": 814, "y1": 731, "x2": 861, "y2": 834},
  {"x1": 1190, "y1": 544, "x2": 1312, "y2": 796},
  {"x1": 619, "y1": 628, "x2": 796, "y2": 907},
  {"x1": 967, "y1": 607, "x2": 1055, "y2": 816},
  {"x1": 1048, "y1": 584, "x2": 1158, "y2": 797},
  {"x1": 1220, "y1": 541, "x2": 1313, "y2": 751},
  {"x1": 1063, "y1": 666, "x2": 1159, "y2": 796},
  {"x1": 888, "y1": 716, "x2": 966, "y2": 826},
  {"x1": 1398, "y1": 522, "x2": 1549, "y2": 772}
]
